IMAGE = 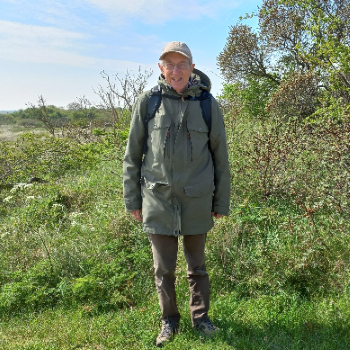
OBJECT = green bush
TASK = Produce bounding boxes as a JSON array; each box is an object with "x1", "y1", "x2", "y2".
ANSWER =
[{"x1": 0, "y1": 133, "x2": 105, "y2": 184}]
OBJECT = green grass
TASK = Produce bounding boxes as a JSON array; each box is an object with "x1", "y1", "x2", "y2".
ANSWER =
[{"x1": 1, "y1": 292, "x2": 350, "y2": 349}]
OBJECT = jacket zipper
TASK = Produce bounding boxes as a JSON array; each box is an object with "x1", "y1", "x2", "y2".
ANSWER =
[
  {"x1": 186, "y1": 128, "x2": 192, "y2": 161},
  {"x1": 164, "y1": 127, "x2": 170, "y2": 159},
  {"x1": 172, "y1": 197, "x2": 181, "y2": 236}
]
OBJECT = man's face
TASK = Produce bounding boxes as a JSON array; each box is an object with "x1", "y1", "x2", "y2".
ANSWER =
[{"x1": 158, "y1": 52, "x2": 195, "y2": 94}]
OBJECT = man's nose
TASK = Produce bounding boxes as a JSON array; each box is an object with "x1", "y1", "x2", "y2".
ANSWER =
[{"x1": 173, "y1": 65, "x2": 181, "y2": 73}]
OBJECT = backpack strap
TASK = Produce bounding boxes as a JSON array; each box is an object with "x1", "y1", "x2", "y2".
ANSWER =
[
  {"x1": 143, "y1": 85, "x2": 162, "y2": 154},
  {"x1": 188, "y1": 90, "x2": 212, "y2": 154},
  {"x1": 197, "y1": 90, "x2": 212, "y2": 133}
]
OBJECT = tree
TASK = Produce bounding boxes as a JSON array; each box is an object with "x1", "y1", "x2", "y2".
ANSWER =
[
  {"x1": 27, "y1": 96, "x2": 56, "y2": 137},
  {"x1": 218, "y1": 23, "x2": 281, "y2": 86},
  {"x1": 218, "y1": 0, "x2": 350, "y2": 117},
  {"x1": 94, "y1": 67, "x2": 153, "y2": 126}
]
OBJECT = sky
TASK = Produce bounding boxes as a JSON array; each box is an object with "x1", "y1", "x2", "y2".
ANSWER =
[{"x1": 0, "y1": 0, "x2": 261, "y2": 111}]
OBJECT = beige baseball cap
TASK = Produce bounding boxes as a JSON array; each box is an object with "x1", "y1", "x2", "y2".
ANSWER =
[{"x1": 159, "y1": 41, "x2": 192, "y2": 61}]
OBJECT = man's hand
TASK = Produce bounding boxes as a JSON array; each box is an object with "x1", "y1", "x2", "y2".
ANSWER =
[
  {"x1": 130, "y1": 209, "x2": 142, "y2": 222},
  {"x1": 211, "y1": 212, "x2": 223, "y2": 219}
]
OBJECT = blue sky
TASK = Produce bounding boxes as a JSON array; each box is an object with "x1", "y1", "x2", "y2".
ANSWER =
[{"x1": 0, "y1": 0, "x2": 261, "y2": 110}]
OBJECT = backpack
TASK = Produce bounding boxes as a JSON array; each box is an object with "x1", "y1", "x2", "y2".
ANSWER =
[{"x1": 142, "y1": 85, "x2": 212, "y2": 154}]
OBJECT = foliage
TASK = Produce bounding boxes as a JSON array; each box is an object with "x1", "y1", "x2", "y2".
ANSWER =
[
  {"x1": 218, "y1": 0, "x2": 350, "y2": 120},
  {"x1": 1, "y1": 103, "x2": 350, "y2": 317},
  {"x1": 203, "y1": 108, "x2": 350, "y2": 299},
  {"x1": 0, "y1": 113, "x2": 16, "y2": 125},
  {"x1": 0, "y1": 154, "x2": 154, "y2": 315},
  {"x1": 0, "y1": 133, "x2": 105, "y2": 184},
  {"x1": 0, "y1": 65, "x2": 153, "y2": 315},
  {"x1": 286, "y1": 0, "x2": 350, "y2": 101},
  {"x1": 219, "y1": 77, "x2": 278, "y2": 118}
]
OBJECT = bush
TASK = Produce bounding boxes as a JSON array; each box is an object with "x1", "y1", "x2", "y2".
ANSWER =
[
  {"x1": 0, "y1": 133, "x2": 106, "y2": 184},
  {"x1": 18, "y1": 118, "x2": 43, "y2": 128},
  {"x1": 0, "y1": 113, "x2": 16, "y2": 125},
  {"x1": 206, "y1": 108, "x2": 350, "y2": 298}
]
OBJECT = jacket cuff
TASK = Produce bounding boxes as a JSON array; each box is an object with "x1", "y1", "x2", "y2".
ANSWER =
[
  {"x1": 213, "y1": 205, "x2": 229, "y2": 216},
  {"x1": 125, "y1": 200, "x2": 142, "y2": 212}
]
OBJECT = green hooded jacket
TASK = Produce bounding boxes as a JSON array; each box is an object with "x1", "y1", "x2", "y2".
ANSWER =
[{"x1": 123, "y1": 68, "x2": 230, "y2": 236}]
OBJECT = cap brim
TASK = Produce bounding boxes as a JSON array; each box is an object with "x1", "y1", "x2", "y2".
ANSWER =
[{"x1": 159, "y1": 50, "x2": 191, "y2": 60}]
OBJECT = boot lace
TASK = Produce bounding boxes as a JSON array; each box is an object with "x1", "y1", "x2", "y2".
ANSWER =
[
  {"x1": 160, "y1": 319, "x2": 177, "y2": 337},
  {"x1": 201, "y1": 318, "x2": 215, "y2": 330}
]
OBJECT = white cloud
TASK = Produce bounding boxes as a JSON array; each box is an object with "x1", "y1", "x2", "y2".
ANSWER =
[
  {"x1": 1, "y1": 0, "x2": 94, "y2": 30},
  {"x1": 0, "y1": 20, "x2": 87, "y2": 65},
  {"x1": 84, "y1": 0, "x2": 239, "y2": 25},
  {"x1": 0, "y1": 20, "x2": 145, "y2": 70},
  {"x1": 0, "y1": 20, "x2": 86, "y2": 47}
]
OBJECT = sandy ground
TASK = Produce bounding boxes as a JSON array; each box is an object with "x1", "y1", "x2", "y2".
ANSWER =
[{"x1": 0, "y1": 125, "x2": 48, "y2": 142}]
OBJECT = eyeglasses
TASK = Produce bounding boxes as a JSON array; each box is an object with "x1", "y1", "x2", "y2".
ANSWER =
[{"x1": 163, "y1": 62, "x2": 190, "y2": 71}]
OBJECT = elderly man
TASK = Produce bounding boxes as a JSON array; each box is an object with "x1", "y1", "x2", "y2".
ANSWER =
[{"x1": 123, "y1": 41, "x2": 230, "y2": 347}]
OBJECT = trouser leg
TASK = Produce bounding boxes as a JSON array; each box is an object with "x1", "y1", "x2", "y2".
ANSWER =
[
  {"x1": 148, "y1": 233, "x2": 180, "y2": 324},
  {"x1": 183, "y1": 233, "x2": 209, "y2": 326}
]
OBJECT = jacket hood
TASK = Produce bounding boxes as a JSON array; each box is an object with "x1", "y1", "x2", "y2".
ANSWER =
[{"x1": 158, "y1": 68, "x2": 211, "y2": 98}]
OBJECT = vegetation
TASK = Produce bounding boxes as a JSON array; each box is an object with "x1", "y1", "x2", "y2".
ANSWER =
[
  {"x1": 218, "y1": 0, "x2": 350, "y2": 120},
  {"x1": 1, "y1": 1, "x2": 350, "y2": 347}
]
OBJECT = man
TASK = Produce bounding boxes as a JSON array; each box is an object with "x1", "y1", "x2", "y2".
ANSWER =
[{"x1": 123, "y1": 41, "x2": 230, "y2": 347}]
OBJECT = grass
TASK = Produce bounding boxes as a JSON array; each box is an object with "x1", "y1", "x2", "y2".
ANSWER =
[{"x1": 1, "y1": 291, "x2": 350, "y2": 349}]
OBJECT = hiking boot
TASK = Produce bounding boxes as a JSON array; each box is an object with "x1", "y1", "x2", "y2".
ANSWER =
[
  {"x1": 156, "y1": 318, "x2": 178, "y2": 347},
  {"x1": 195, "y1": 318, "x2": 220, "y2": 337}
]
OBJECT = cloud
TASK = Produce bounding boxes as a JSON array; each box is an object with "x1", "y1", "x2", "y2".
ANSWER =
[
  {"x1": 2, "y1": 0, "x2": 239, "y2": 28},
  {"x1": 84, "y1": 0, "x2": 239, "y2": 25},
  {"x1": 0, "y1": 20, "x2": 147, "y2": 71},
  {"x1": 0, "y1": 20, "x2": 86, "y2": 64},
  {"x1": 0, "y1": 20, "x2": 87, "y2": 46},
  {"x1": 0, "y1": 0, "x2": 94, "y2": 30}
]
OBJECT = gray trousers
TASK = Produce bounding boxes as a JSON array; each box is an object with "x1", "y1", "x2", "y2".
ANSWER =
[{"x1": 148, "y1": 233, "x2": 209, "y2": 326}]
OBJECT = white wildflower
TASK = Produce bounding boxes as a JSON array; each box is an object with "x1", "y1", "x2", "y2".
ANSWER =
[{"x1": 70, "y1": 212, "x2": 84, "y2": 217}]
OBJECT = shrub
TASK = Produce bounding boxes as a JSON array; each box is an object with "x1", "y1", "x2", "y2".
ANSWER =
[{"x1": 0, "y1": 133, "x2": 104, "y2": 184}]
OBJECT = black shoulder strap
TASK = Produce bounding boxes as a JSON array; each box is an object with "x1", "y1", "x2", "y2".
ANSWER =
[
  {"x1": 196, "y1": 90, "x2": 212, "y2": 154},
  {"x1": 198, "y1": 90, "x2": 212, "y2": 133},
  {"x1": 143, "y1": 85, "x2": 162, "y2": 154},
  {"x1": 186, "y1": 90, "x2": 212, "y2": 132},
  {"x1": 145, "y1": 85, "x2": 162, "y2": 123}
]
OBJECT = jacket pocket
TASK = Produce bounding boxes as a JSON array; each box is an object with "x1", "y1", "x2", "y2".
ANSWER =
[
  {"x1": 187, "y1": 117, "x2": 209, "y2": 134},
  {"x1": 148, "y1": 115, "x2": 171, "y2": 160},
  {"x1": 186, "y1": 118, "x2": 209, "y2": 160},
  {"x1": 141, "y1": 177, "x2": 169, "y2": 191},
  {"x1": 184, "y1": 179, "x2": 215, "y2": 198}
]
